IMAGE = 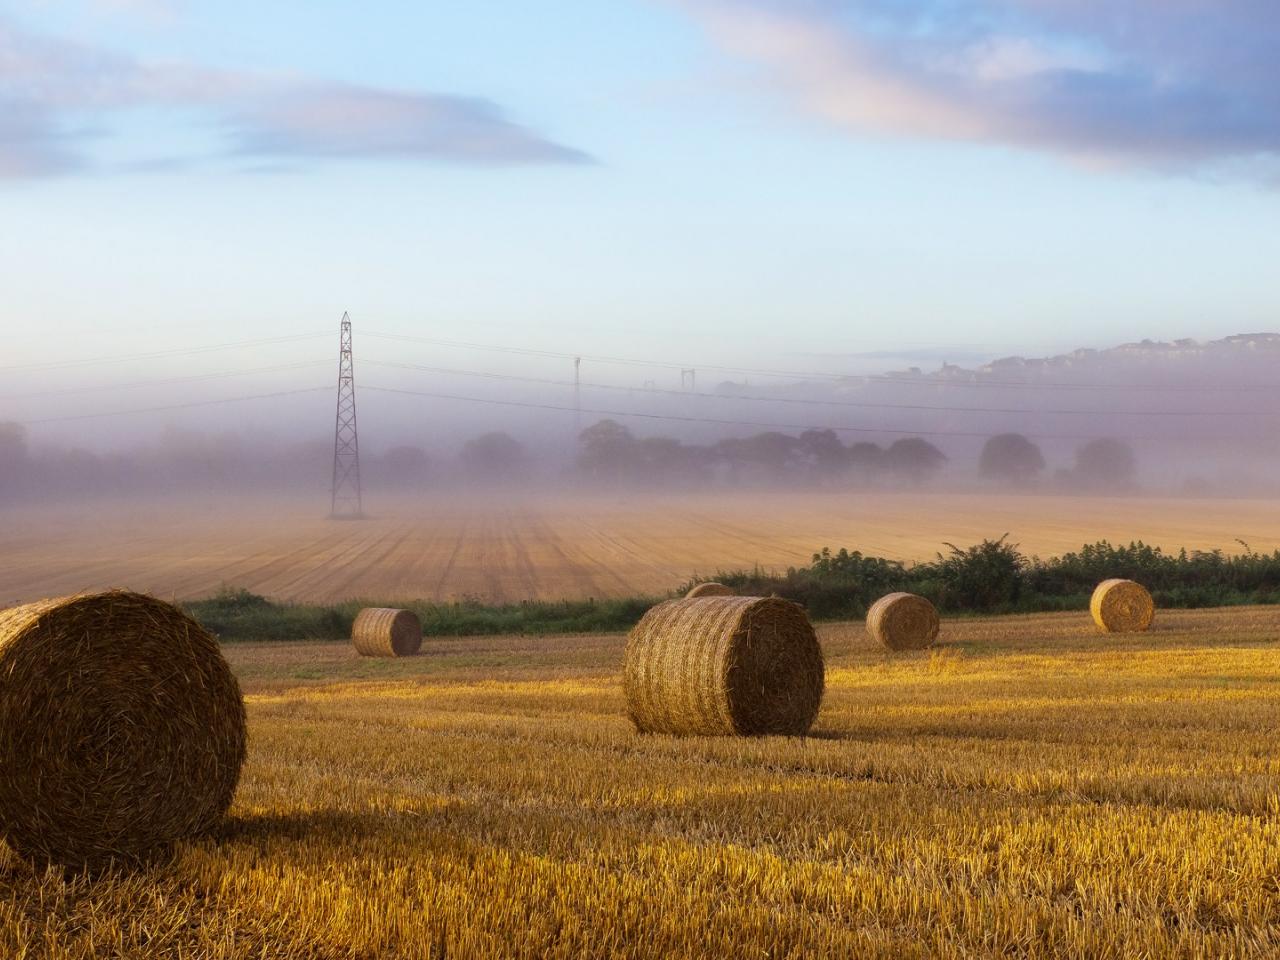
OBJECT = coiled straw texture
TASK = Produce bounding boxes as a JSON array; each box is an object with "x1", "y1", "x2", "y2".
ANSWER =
[
  {"x1": 866, "y1": 592, "x2": 940, "y2": 651},
  {"x1": 0, "y1": 591, "x2": 247, "y2": 869},
  {"x1": 352, "y1": 607, "x2": 422, "y2": 657},
  {"x1": 1090, "y1": 579, "x2": 1155, "y2": 633},
  {"x1": 623, "y1": 596, "x2": 824, "y2": 737}
]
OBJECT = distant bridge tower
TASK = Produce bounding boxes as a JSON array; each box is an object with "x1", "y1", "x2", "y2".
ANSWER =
[{"x1": 330, "y1": 311, "x2": 364, "y2": 519}]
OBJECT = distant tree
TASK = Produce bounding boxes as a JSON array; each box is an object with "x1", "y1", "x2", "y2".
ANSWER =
[
  {"x1": 578, "y1": 419, "x2": 635, "y2": 482},
  {"x1": 979, "y1": 433, "x2": 1046, "y2": 487},
  {"x1": 799, "y1": 429, "x2": 849, "y2": 483},
  {"x1": 883, "y1": 437, "x2": 947, "y2": 485},
  {"x1": 1074, "y1": 438, "x2": 1136, "y2": 491},
  {"x1": 461, "y1": 431, "x2": 526, "y2": 480},
  {"x1": 636, "y1": 436, "x2": 680, "y2": 482},
  {"x1": 0, "y1": 422, "x2": 29, "y2": 497},
  {"x1": 384, "y1": 445, "x2": 430, "y2": 472},
  {"x1": 52, "y1": 447, "x2": 104, "y2": 496},
  {"x1": 847, "y1": 442, "x2": 883, "y2": 485},
  {"x1": 381, "y1": 445, "x2": 431, "y2": 487},
  {"x1": 635, "y1": 436, "x2": 712, "y2": 486},
  {"x1": 713, "y1": 436, "x2": 748, "y2": 484},
  {"x1": 740, "y1": 431, "x2": 802, "y2": 482}
]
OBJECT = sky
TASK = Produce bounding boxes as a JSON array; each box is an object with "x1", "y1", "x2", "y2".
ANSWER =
[{"x1": 2, "y1": 0, "x2": 1279, "y2": 440}]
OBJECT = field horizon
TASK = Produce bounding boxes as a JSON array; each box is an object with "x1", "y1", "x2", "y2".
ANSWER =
[{"x1": 3, "y1": 489, "x2": 1280, "y2": 607}]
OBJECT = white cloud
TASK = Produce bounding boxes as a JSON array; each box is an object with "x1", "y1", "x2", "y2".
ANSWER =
[{"x1": 0, "y1": 15, "x2": 591, "y2": 178}]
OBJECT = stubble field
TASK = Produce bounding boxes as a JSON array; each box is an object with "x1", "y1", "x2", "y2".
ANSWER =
[
  {"x1": 2, "y1": 490, "x2": 1279, "y2": 605},
  {"x1": 4, "y1": 606, "x2": 1279, "y2": 958}
]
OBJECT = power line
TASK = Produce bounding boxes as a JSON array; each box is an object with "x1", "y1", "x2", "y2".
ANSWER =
[
  {"x1": 363, "y1": 358, "x2": 1275, "y2": 418},
  {"x1": 0, "y1": 333, "x2": 327, "y2": 373},
  {"x1": 19, "y1": 387, "x2": 330, "y2": 425},
  {"x1": 362, "y1": 330, "x2": 1280, "y2": 393},
  {"x1": 0, "y1": 361, "x2": 329, "y2": 401},
  {"x1": 360, "y1": 383, "x2": 1228, "y2": 442},
  {"x1": 361, "y1": 331, "x2": 910, "y2": 381}
]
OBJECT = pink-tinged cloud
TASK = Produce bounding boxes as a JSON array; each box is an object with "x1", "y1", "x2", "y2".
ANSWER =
[
  {"x1": 676, "y1": 0, "x2": 1280, "y2": 171},
  {"x1": 0, "y1": 16, "x2": 591, "y2": 178}
]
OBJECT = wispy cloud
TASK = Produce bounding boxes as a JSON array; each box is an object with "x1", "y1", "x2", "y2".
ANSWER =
[
  {"x1": 0, "y1": 15, "x2": 591, "y2": 178},
  {"x1": 0, "y1": 99, "x2": 83, "y2": 177},
  {"x1": 675, "y1": 0, "x2": 1280, "y2": 173},
  {"x1": 228, "y1": 87, "x2": 589, "y2": 166}
]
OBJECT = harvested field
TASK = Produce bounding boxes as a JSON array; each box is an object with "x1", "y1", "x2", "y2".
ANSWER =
[
  {"x1": 4, "y1": 606, "x2": 1279, "y2": 958},
  {"x1": 2, "y1": 490, "x2": 1280, "y2": 605}
]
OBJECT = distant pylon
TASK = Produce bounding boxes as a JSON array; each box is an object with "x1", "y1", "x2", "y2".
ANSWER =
[
  {"x1": 681, "y1": 368, "x2": 696, "y2": 391},
  {"x1": 330, "y1": 312, "x2": 364, "y2": 519},
  {"x1": 573, "y1": 356, "x2": 582, "y2": 431}
]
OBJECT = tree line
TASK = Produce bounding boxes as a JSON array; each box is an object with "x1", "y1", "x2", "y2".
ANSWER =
[
  {"x1": 576, "y1": 420, "x2": 1136, "y2": 490},
  {"x1": 0, "y1": 416, "x2": 1137, "y2": 498}
]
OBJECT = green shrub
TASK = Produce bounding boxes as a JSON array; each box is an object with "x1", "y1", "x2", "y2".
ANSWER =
[
  {"x1": 185, "y1": 538, "x2": 1280, "y2": 642},
  {"x1": 925, "y1": 536, "x2": 1024, "y2": 612}
]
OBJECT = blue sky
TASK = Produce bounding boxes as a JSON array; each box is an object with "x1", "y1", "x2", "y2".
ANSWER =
[{"x1": 2, "y1": 0, "x2": 1279, "y2": 386}]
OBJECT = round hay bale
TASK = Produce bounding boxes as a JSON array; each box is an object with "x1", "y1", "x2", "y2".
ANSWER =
[
  {"x1": 1090, "y1": 579, "x2": 1154, "y2": 633},
  {"x1": 352, "y1": 607, "x2": 422, "y2": 657},
  {"x1": 866, "y1": 592, "x2": 940, "y2": 651},
  {"x1": 0, "y1": 591, "x2": 246, "y2": 869},
  {"x1": 685, "y1": 582, "x2": 734, "y2": 598},
  {"x1": 623, "y1": 596, "x2": 824, "y2": 736}
]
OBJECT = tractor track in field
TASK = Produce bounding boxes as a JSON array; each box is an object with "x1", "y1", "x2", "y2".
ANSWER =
[
  {"x1": 8, "y1": 492, "x2": 1280, "y2": 605},
  {"x1": 432, "y1": 518, "x2": 470, "y2": 598},
  {"x1": 193, "y1": 530, "x2": 351, "y2": 600}
]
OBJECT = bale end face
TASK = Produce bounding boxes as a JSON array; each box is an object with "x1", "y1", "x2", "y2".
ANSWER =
[
  {"x1": 623, "y1": 596, "x2": 824, "y2": 737},
  {"x1": 866, "y1": 592, "x2": 940, "y2": 651},
  {"x1": 685, "y1": 582, "x2": 734, "y2": 598},
  {"x1": 1090, "y1": 579, "x2": 1154, "y2": 633},
  {"x1": 352, "y1": 607, "x2": 422, "y2": 657},
  {"x1": 0, "y1": 590, "x2": 247, "y2": 869}
]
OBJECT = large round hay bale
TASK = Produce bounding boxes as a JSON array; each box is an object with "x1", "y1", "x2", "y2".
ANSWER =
[
  {"x1": 866, "y1": 592, "x2": 940, "y2": 651},
  {"x1": 352, "y1": 607, "x2": 422, "y2": 657},
  {"x1": 1090, "y1": 579, "x2": 1154, "y2": 633},
  {"x1": 685, "y1": 582, "x2": 734, "y2": 598},
  {"x1": 623, "y1": 596, "x2": 824, "y2": 737},
  {"x1": 0, "y1": 591, "x2": 246, "y2": 869}
]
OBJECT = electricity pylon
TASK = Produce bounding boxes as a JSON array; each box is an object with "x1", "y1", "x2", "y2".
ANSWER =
[
  {"x1": 574, "y1": 356, "x2": 582, "y2": 432},
  {"x1": 330, "y1": 311, "x2": 364, "y2": 519}
]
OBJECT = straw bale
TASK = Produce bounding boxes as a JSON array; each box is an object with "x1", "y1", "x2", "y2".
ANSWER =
[
  {"x1": 866, "y1": 592, "x2": 940, "y2": 651},
  {"x1": 352, "y1": 607, "x2": 422, "y2": 657},
  {"x1": 623, "y1": 596, "x2": 824, "y2": 736},
  {"x1": 1090, "y1": 579, "x2": 1155, "y2": 633},
  {"x1": 685, "y1": 582, "x2": 734, "y2": 598},
  {"x1": 0, "y1": 591, "x2": 246, "y2": 868}
]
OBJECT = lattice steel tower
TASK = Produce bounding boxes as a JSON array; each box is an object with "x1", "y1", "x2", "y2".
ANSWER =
[
  {"x1": 330, "y1": 312, "x2": 364, "y2": 519},
  {"x1": 573, "y1": 356, "x2": 582, "y2": 431}
]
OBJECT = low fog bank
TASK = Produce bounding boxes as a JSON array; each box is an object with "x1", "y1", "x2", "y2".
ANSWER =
[
  {"x1": 5, "y1": 332, "x2": 1280, "y2": 505},
  {"x1": 2, "y1": 414, "x2": 1278, "y2": 508}
]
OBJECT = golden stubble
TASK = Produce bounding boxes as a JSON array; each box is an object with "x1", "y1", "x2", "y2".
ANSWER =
[{"x1": 4, "y1": 605, "x2": 1280, "y2": 958}]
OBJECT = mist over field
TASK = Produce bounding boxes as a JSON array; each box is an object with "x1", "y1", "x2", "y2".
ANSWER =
[{"x1": 4, "y1": 331, "x2": 1279, "y2": 503}]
